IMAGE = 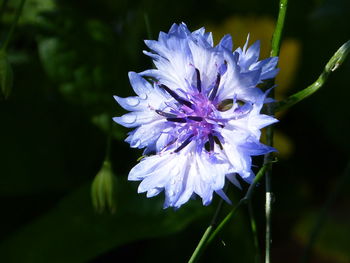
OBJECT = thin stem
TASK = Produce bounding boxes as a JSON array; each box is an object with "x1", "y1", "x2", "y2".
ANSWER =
[
  {"x1": 270, "y1": 0, "x2": 288, "y2": 57},
  {"x1": 188, "y1": 186, "x2": 227, "y2": 263},
  {"x1": 206, "y1": 163, "x2": 270, "y2": 246},
  {"x1": 188, "y1": 164, "x2": 270, "y2": 263},
  {"x1": 105, "y1": 117, "x2": 113, "y2": 161},
  {"x1": 206, "y1": 199, "x2": 244, "y2": 245},
  {"x1": 188, "y1": 226, "x2": 213, "y2": 263},
  {"x1": 301, "y1": 160, "x2": 350, "y2": 263},
  {"x1": 265, "y1": 0, "x2": 288, "y2": 262},
  {"x1": 143, "y1": 12, "x2": 153, "y2": 40},
  {"x1": 264, "y1": 172, "x2": 272, "y2": 263},
  {"x1": 189, "y1": 1, "x2": 288, "y2": 260},
  {"x1": 1, "y1": 0, "x2": 26, "y2": 51},
  {"x1": 275, "y1": 40, "x2": 350, "y2": 112},
  {"x1": 248, "y1": 200, "x2": 261, "y2": 263},
  {"x1": 210, "y1": 186, "x2": 227, "y2": 225}
]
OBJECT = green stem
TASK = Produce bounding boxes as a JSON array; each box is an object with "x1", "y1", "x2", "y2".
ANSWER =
[
  {"x1": 248, "y1": 200, "x2": 261, "y2": 263},
  {"x1": 188, "y1": 186, "x2": 227, "y2": 263},
  {"x1": 206, "y1": 164, "x2": 270, "y2": 246},
  {"x1": 105, "y1": 117, "x2": 113, "y2": 161},
  {"x1": 275, "y1": 40, "x2": 350, "y2": 112},
  {"x1": 265, "y1": 0, "x2": 288, "y2": 262},
  {"x1": 188, "y1": 164, "x2": 270, "y2": 263},
  {"x1": 270, "y1": 0, "x2": 288, "y2": 57},
  {"x1": 189, "y1": 1, "x2": 288, "y2": 260},
  {"x1": 210, "y1": 185, "x2": 228, "y2": 225},
  {"x1": 143, "y1": 12, "x2": 153, "y2": 40},
  {"x1": 264, "y1": 169, "x2": 272, "y2": 263},
  {"x1": 1, "y1": 0, "x2": 26, "y2": 51},
  {"x1": 301, "y1": 160, "x2": 350, "y2": 263},
  {"x1": 188, "y1": 226, "x2": 213, "y2": 263},
  {"x1": 206, "y1": 199, "x2": 244, "y2": 245}
]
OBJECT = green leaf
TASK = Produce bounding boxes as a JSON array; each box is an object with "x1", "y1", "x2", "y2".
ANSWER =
[{"x1": 0, "y1": 178, "x2": 210, "y2": 263}]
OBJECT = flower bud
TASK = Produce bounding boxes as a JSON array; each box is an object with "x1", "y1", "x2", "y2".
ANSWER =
[{"x1": 91, "y1": 160, "x2": 117, "y2": 213}]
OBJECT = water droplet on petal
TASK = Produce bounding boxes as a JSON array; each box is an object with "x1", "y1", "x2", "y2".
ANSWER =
[
  {"x1": 121, "y1": 114, "x2": 137, "y2": 124},
  {"x1": 126, "y1": 97, "x2": 140, "y2": 106}
]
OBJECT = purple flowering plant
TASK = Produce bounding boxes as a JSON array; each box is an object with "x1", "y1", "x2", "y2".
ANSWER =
[
  {"x1": 114, "y1": 23, "x2": 278, "y2": 208},
  {"x1": 105, "y1": 0, "x2": 350, "y2": 260}
]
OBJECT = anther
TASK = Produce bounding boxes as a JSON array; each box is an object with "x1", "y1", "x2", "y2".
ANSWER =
[
  {"x1": 209, "y1": 73, "x2": 221, "y2": 101},
  {"x1": 187, "y1": 116, "x2": 203, "y2": 122},
  {"x1": 174, "y1": 134, "x2": 194, "y2": 153},
  {"x1": 166, "y1": 117, "x2": 187, "y2": 123},
  {"x1": 159, "y1": 84, "x2": 194, "y2": 109},
  {"x1": 155, "y1": 110, "x2": 177, "y2": 118},
  {"x1": 208, "y1": 133, "x2": 214, "y2": 151},
  {"x1": 195, "y1": 68, "x2": 201, "y2": 92},
  {"x1": 214, "y1": 136, "x2": 224, "y2": 150}
]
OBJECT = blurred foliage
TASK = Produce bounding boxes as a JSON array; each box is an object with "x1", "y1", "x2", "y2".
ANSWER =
[
  {"x1": 0, "y1": 50, "x2": 13, "y2": 99},
  {"x1": 294, "y1": 210, "x2": 350, "y2": 263},
  {"x1": 0, "y1": 0, "x2": 349, "y2": 262},
  {"x1": 0, "y1": 178, "x2": 211, "y2": 263}
]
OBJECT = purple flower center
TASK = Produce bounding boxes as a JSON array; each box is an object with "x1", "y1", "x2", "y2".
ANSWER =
[{"x1": 156, "y1": 68, "x2": 226, "y2": 153}]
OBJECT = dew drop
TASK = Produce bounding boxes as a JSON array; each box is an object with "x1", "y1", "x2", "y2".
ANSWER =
[
  {"x1": 121, "y1": 114, "x2": 137, "y2": 124},
  {"x1": 126, "y1": 97, "x2": 140, "y2": 106}
]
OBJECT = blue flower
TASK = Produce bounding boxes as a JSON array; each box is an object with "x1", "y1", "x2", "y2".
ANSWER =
[{"x1": 114, "y1": 23, "x2": 278, "y2": 208}]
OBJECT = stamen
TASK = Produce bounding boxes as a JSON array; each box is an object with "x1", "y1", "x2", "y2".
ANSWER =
[
  {"x1": 159, "y1": 84, "x2": 193, "y2": 109},
  {"x1": 155, "y1": 110, "x2": 177, "y2": 118},
  {"x1": 209, "y1": 73, "x2": 221, "y2": 101},
  {"x1": 214, "y1": 136, "x2": 224, "y2": 150},
  {"x1": 195, "y1": 68, "x2": 201, "y2": 92},
  {"x1": 187, "y1": 116, "x2": 203, "y2": 122},
  {"x1": 174, "y1": 134, "x2": 194, "y2": 153},
  {"x1": 166, "y1": 117, "x2": 187, "y2": 123},
  {"x1": 208, "y1": 133, "x2": 214, "y2": 151}
]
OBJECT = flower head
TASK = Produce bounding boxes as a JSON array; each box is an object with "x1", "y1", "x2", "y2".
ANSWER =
[{"x1": 114, "y1": 23, "x2": 278, "y2": 208}]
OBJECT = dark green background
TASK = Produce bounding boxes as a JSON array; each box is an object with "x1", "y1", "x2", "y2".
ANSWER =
[{"x1": 0, "y1": 0, "x2": 349, "y2": 262}]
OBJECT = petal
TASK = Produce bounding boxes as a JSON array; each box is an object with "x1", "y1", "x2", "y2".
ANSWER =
[
  {"x1": 113, "y1": 111, "x2": 155, "y2": 128},
  {"x1": 249, "y1": 114, "x2": 278, "y2": 129},
  {"x1": 238, "y1": 68, "x2": 262, "y2": 87},
  {"x1": 221, "y1": 130, "x2": 252, "y2": 175},
  {"x1": 128, "y1": 71, "x2": 153, "y2": 97},
  {"x1": 240, "y1": 170, "x2": 254, "y2": 183},
  {"x1": 171, "y1": 160, "x2": 196, "y2": 207},
  {"x1": 239, "y1": 140, "x2": 276, "y2": 156},
  {"x1": 240, "y1": 40, "x2": 261, "y2": 69},
  {"x1": 218, "y1": 34, "x2": 233, "y2": 51},
  {"x1": 251, "y1": 56, "x2": 279, "y2": 80},
  {"x1": 113, "y1": 95, "x2": 146, "y2": 111},
  {"x1": 215, "y1": 189, "x2": 232, "y2": 204},
  {"x1": 146, "y1": 188, "x2": 162, "y2": 198},
  {"x1": 126, "y1": 120, "x2": 169, "y2": 149},
  {"x1": 226, "y1": 173, "x2": 242, "y2": 189}
]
